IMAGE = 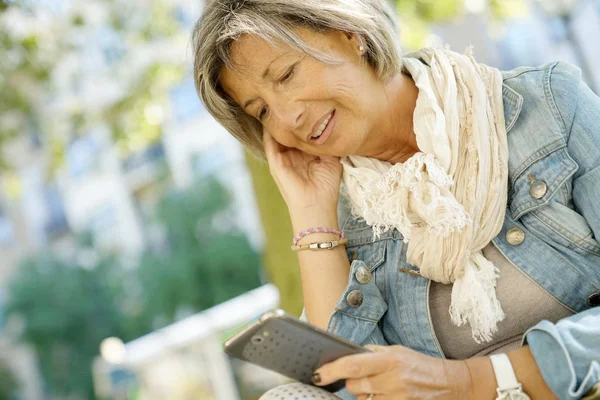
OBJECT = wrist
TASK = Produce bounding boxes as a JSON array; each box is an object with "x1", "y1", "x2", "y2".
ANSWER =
[
  {"x1": 464, "y1": 357, "x2": 497, "y2": 400},
  {"x1": 441, "y1": 359, "x2": 472, "y2": 399},
  {"x1": 290, "y1": 206, "x2": 339, "y2": 234}
]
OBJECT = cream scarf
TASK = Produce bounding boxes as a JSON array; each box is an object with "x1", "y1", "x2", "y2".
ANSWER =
[{"x1": 341, "y1": 47, "x2": 509, "y2": 342}]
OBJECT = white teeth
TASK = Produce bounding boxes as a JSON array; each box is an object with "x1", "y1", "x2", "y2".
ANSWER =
[{"x1": 312, "y1": 113, "x2": 333, "y2": 139}]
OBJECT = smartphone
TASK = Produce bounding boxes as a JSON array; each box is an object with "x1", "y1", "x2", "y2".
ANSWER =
[{"x1": 223, "y1": 309, "x2": 368, "y2": 393}]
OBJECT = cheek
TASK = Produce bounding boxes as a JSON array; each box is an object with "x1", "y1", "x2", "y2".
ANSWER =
[{"x1": 264, "y1": 126, "x2": 296, "y2": 148}]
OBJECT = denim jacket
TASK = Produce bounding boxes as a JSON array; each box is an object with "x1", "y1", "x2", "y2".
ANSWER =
[{"x1": 327, "y1": 62, "x2": 600, "y2": 400}]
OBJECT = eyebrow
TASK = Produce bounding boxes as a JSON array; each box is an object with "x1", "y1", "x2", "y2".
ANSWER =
[{"x1": 242, "y1": 51, "x2": 291, "y2": 111}]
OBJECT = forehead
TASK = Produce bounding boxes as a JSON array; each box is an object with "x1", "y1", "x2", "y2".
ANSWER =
[
  {"x1": 233, "y1": 34, "x2": 293, "y2": 72},
  {"x1": 219, "y1": 34, "x2": 295, "y2": 102}
]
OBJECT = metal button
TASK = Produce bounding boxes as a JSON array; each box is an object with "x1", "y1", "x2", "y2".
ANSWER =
[
  {"x1": 587, "y1": 290, "x2": 600, "y2": 307},
  {"x1": 529, "y1": 179, "x2": 548, "y2": 200},
  {"x1": 355, "y1": 266, "x2": 371, "y2": 284},
  {"x1": 346, "y1": 290, "x2": 364, "y2": 308},
  {"x1": 506, "y1": 227, "x2": 525, "y2": 246}
]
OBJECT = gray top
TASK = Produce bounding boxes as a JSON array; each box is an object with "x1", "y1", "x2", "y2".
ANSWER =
[{"x1": 429, "y1": 242, "x2": 574, "y2": 360}]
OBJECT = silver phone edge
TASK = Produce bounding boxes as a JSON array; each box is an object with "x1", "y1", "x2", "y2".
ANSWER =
[
  {"x1": 223, "y1": 308, "x2": 367, "y2": 355},
  {"x1": 223, "y1": 308, "x2": 285, "y2": 351}
]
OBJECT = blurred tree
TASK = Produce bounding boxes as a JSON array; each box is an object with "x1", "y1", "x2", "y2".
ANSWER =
[
  {"x1": 135, "y1": 177, "x2": 263, "y2": 329},
  {"x1": 3, "y1": 178, "x2": 262, "y2": 398},
  {"x1": 0, "y1": 357, "x2": 18, "y2": 400},
  {"x1": 4, "y1": 251, "x2": 130, "y2": 399},
  {"x1": 0, "y1": 0, "x2": 186, "y2": 171},
  {"x1": 397, "y1": 0, "x2": 462, "y2": 22},
  {"x1": 489, "y1": 0, "x2": 529, "y2": 20},
  {"x1": 244, "y1": 154, "x2": 303, "y2": 316},
  {"x1": 395, "y1": 0, "x2": 528, "y2": 49}
]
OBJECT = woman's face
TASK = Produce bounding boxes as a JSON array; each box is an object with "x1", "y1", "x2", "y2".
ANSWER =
[{"x1": 220, "y1": 27, "x2": 417, "y2": 159}]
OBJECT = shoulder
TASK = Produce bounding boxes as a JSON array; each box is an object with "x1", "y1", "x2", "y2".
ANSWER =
[
  {"x1": 502, "y1": 61, "x2": 583, "y2": 136},
  {"x1": 501, "y1": 60, "x2": 581, "y2": 88}
]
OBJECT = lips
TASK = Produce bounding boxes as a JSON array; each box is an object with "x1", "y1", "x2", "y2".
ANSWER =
[{"x1": 308, "y1": 109, "x2": 335, "y2": 144}]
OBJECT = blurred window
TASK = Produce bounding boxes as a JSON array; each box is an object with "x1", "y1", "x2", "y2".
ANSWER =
[
  {"x1": 87, "y1": 205, "x2": 118, "y2": 245},
  {"x1": 0, "y1": 204, "x2": 14, "y2": 246},
  {"x1": 43, "y1": 184, "x2": 69, "y2": 239},
  {"x1": 98, "y1": 27, "x2": 125, "y2": 66},
  {"x1": 191, "y1": 146, "x2": 229, "y2": 178},
  {"x1": 173, "y1": 5, "x2": 195, "y2": 29},
  {"x1": 170, "y1": 79, "x2": 206, "y2": 123},
  {"x1": 0, "y1": 288, "x2": 3, "y2": 328},
  {"x1": 121, "y1": 142, "x2": 165, "y2": 173},
  {"x1": 67, "y1": 135, "x2": 100, "y2": 179},
  {"x1": 29, "y1": 131, "x2": 42, "y2": 149}
]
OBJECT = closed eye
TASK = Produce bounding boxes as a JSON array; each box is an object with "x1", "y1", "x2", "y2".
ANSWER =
[
  {"x1": 278, "y1": 63, "x2": 297, "y2": 84},
  {"x1": 258, "y1": 105, "x2": 269, "y2": 121}
]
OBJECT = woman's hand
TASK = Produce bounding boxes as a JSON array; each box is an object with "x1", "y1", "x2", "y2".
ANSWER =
[
  {"x1": 312, "y1": 345, "x2": 474, "y2": 400},
  {"x1": 263, "y1": 131, "x2": 342, "y2": 215}
]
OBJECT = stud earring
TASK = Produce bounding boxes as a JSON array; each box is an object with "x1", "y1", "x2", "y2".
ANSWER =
[{"x1": 359, "y1": 45, "x2": 364, "y2": 52}]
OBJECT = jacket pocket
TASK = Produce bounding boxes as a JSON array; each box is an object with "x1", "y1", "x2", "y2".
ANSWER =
[
  {"x1": 509, "y1": 147, "x2": 578, "y2": 220},
  {"x1": 510, "y1": 147, "x2": 600, "y2": 256}
]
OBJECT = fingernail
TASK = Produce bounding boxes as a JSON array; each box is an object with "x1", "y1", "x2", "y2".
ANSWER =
[{"x1": 311, "y1": 372, "x2": 321, "y2": 384}]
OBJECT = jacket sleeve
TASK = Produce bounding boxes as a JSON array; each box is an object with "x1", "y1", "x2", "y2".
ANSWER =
[
  {"x1": 522, "y1": 62, "x2": 600, "y2": 400},
  {"x1": 523, "y1": 307, "x2": 600, "y2": 400},
  {"x1": 553, "y1": 62, "x2": 600, "y2": 243}
]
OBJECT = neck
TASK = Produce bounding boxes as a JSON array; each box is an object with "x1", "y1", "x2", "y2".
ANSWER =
[{"x1": 365, "y1": 72, "x2": 420, "y2": 165}]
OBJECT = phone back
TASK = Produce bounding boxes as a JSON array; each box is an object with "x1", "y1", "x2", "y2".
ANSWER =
[{"x1": 224, "y1": 311, "x2": 366, "y2": 392}]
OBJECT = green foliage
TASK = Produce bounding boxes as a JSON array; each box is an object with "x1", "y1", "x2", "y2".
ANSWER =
[
  {"x1": 4, "y1": 177, "x2": 262, "y2": 398},
  {"x1": 137, "y1": 178, "x2": 263, "y2": 328},
  {"x1": 0, "y1": 0, "x2": 186, "y2": 171},
  {"x1": 0, "y1": 358, "x2": 18, "y2": 400},
  {"x1": 396, "y1": 0, "x2": 462, "y2": 22},
  {"x1": 395, "y1": 0, "x2": 529, "y2": 49},
  {"x1": 244, "y1": 153, "x2": 303, "y2": 316},
  {"x1": 4, "y1": 252, "x2": 129, "y2": 398},
  {"x1": 489, "y1": 0, "x2": 529, "y2": 20}
]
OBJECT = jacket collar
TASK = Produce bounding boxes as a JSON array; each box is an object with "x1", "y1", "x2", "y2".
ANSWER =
[{"x1": 502, "y1": 84, "x2": 523, "y2": 133}]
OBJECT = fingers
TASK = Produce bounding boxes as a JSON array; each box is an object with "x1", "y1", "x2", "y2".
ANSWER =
[
  {"x1": 346, "y1": 372, "x2": 398, "y2": 397},
  {"x1": 356, "y1": 394, "x2": 374, "y2": 400},
  {"x1": 313, "y1": 351, "x2": 393, "y2": 386},
  {"x1": 345, "y1": 377, "x2": 376, "y2": 396},
  {"x1": 262, "y1": 131, "x2": 279, "y2": 162},
  {"x1": 364, "y1": 344, "x2": 390, "y2": 353}
]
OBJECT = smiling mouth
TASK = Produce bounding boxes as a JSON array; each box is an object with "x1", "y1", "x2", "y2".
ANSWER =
[{"x1": 310, "y1": 110, "x2": 335, "y2": 141}]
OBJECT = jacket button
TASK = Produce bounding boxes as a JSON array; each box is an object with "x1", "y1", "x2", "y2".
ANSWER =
[
  {"x1": 587, "y1": 291, "x2": 600, "y2": 307},
  {"x1": 346, "y1": 290, "x2": 364, "y2": 308},
  {"x1": 530, "y1": 179, "x2": 548, "y2": 200},
  {"x1": 506, "y1": 227, "x2": 525, "y2": 245},
  {"x1": 355, "y1": 266, "x2": 372, "y2": 284}
]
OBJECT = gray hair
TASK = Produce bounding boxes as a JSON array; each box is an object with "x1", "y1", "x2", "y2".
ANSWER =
[{"x1": 192, "y1": 0, "x2": 404, "y2": 159}]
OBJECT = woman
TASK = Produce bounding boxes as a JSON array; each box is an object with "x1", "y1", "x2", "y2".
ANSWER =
[{"x1": 192, "y1": 0, "x2": 600, "y2": 399}]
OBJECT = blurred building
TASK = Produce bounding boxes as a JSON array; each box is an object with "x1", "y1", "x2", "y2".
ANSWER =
[
  {"x1": 431, "y1": 0, "x2": 600, "y2": 92},
  {"x1": 0, "y1": 0, "x2": 265, "y2": 287},
  {"x1": 0, "y1": 0, "x2": 264, "y2": 397}
]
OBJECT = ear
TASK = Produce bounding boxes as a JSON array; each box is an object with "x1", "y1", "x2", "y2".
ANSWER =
[{"x1": 344, "y1": 32, "x2": 365, "y2": 56}]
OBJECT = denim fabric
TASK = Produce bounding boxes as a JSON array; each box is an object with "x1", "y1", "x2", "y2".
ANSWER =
[{"x1": 327, "y1": 62, "x2": 600, "y2": 400}]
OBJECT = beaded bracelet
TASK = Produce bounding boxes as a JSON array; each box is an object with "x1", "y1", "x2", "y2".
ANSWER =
[{"x1": 293, "y1": 227, "x2": 344, "y2": 246}]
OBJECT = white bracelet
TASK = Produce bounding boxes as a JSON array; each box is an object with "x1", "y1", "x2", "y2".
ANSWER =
[
  {"x1": 290, "y1": 238, "x2": 348, "y2": 252},
  {"x1": 489, "y1": 353, "x2": 531, "y2": 400}
]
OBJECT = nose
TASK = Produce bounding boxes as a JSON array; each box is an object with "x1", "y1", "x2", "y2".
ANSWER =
[{"x1": 271, "y1": 95, "x2": 305, "y2": 132}]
